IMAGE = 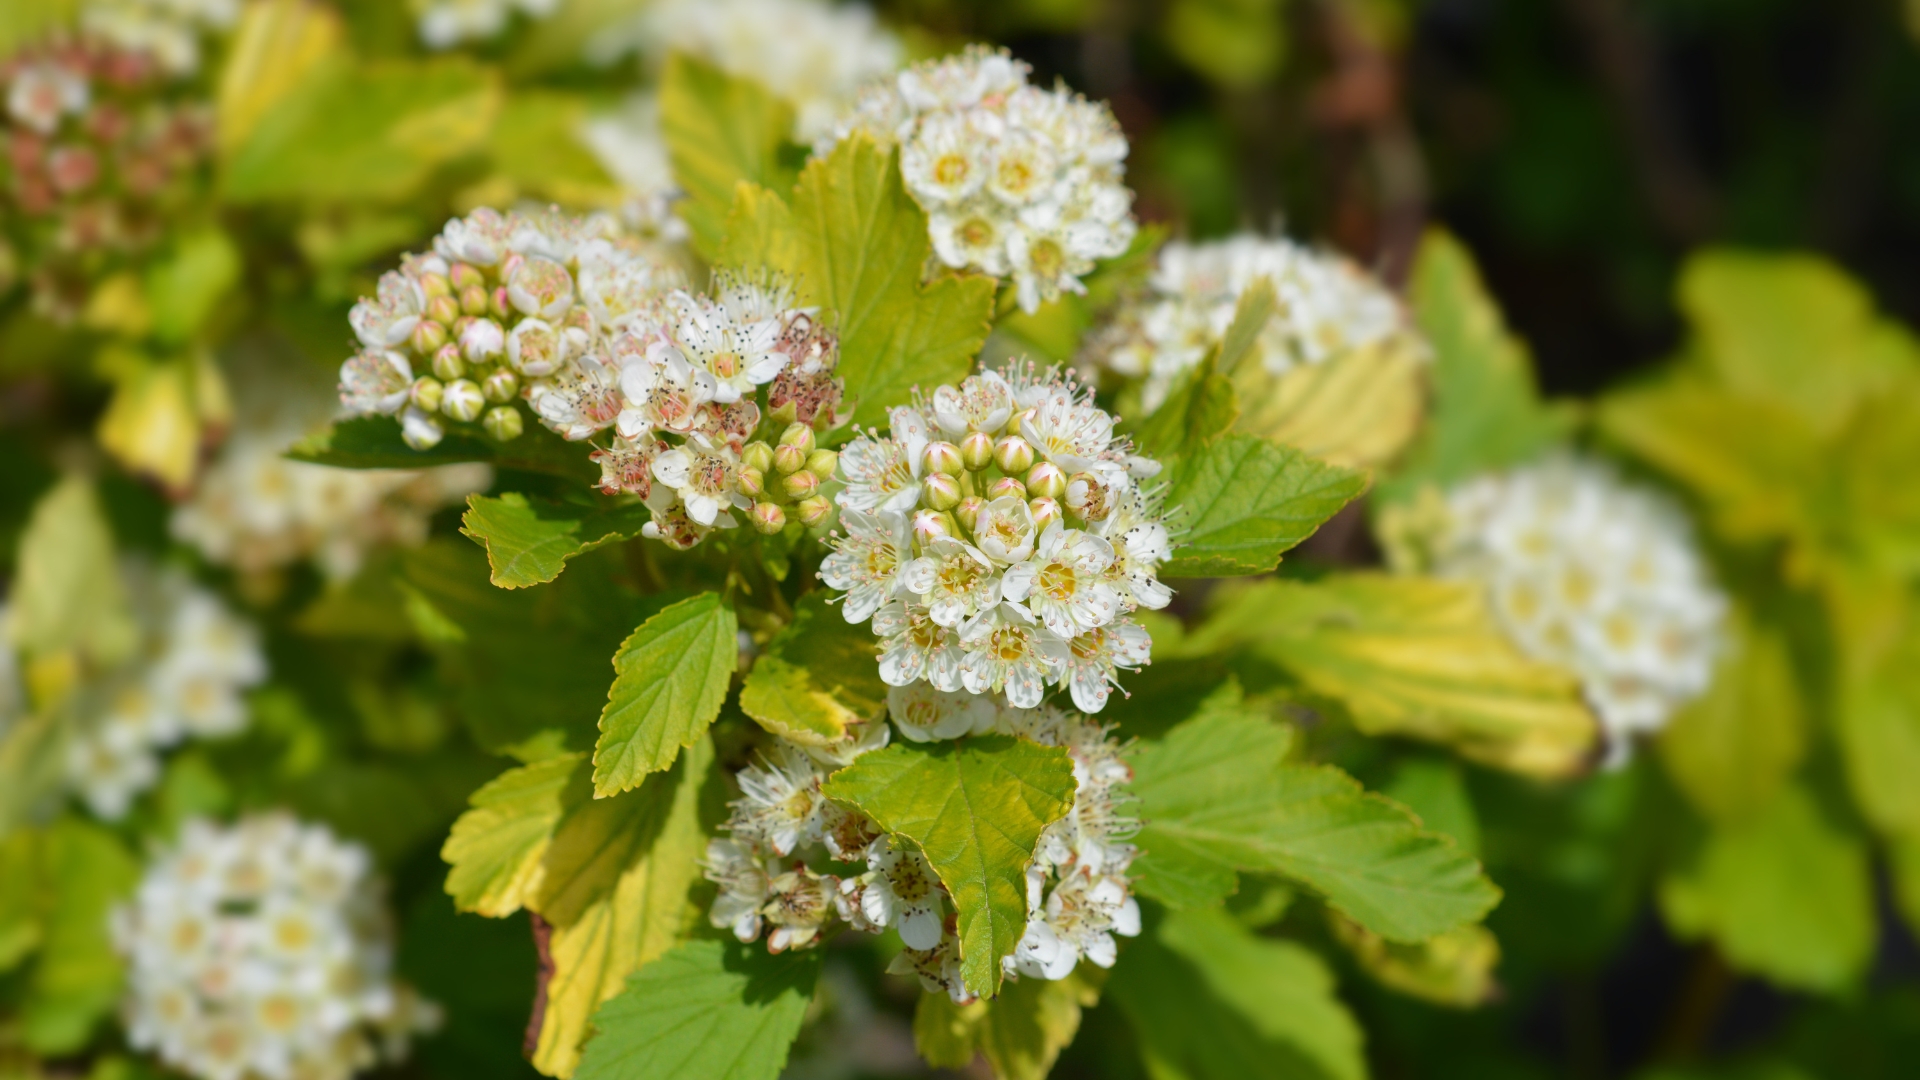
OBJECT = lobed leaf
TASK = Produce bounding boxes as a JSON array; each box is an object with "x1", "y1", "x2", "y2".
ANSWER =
[
  {"x1": 823, "y1": 736, "x2": 1077, "y2": 997},
  {"x1": 1130, "y1": 354, "x2": 1238, "y2": 462},
  {"x1": 1658, "y1": 608, "x2": 1806, "y2": 824},
  {"x1": 441, "y1": 753, "x2": 584, "y2": 917},
  {"x1": 912, "y1": 967, "x2": 1103, "y2": 1079},
  {"x1": 461, "y1": 493, "x2": 653, "y2": 590},
  {"x1": 592, "y1": 593, "x2": 738, "y2": 798},
  {"x1": 1231, "y1": 338, "x2": 1427, "y2": 470},
  {"x1": 659, "y1": 54, "x2": 796, "y2": 257},
  {"x1": 1160, "y1": 434, "x2": 1367, "y2": 578},
  {"x1": 737, "y1": 594, "x2": 886, "y2": 745}
]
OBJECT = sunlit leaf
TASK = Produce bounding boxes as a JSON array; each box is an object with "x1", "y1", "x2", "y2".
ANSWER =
[
  {"x1": 592, "y1": 593, "x2": 737, "y2": 798},
  {"x1": 738, "y1": 594, "x2": 885, "y2": 745},
  {"x1": 460, "y1": 493, "x2": 652, "y2": 590},
  {"x1": 1160, "y1": 435, "x2": 1367, "y2": 578},
  {"x1": 912, "y1": 967, "x2": 1104, "y2": 1079},
  {"x1": 1659, "y1": 608, "x2": 1806, "y2": 824},
  {"x1": 658, "y1": 54, "x2": 795, "y2": 257},
  {"x1": 442, "y1": 754, "x2": 584, "y2": 917}
]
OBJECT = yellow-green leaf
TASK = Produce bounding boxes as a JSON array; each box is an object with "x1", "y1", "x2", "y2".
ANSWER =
[
  {"x1": 5, "y1": 477, "x2": 134, "y2": 667},
  {"x1": 592, "y1": 593, "x2": 738, "y2": 798},
  {"x1": 1658, "y1": 608, "x2": 1806, "y2": 824},
  {"x1": 460, "y1": 493, "x2": 653, "y2": 590},
  {"x1": 911, "y1": 966, "x2": 1104, "y2": 1080},
  {"x1": 442, "y1": 754, "x2": 583, "y2": 917},
  {"x1": 659, "y1": 54, "x2": 795, "y2": 257},
  {"x1": 737, "y1": 594, "x2": 885, "y2": 745},
  {"x1": 1330, "y1": 915, "x2": 1501, "y2": 1008},
  {"x1": 1160, "y1": 434, "x2": 1368, "y2": 578},
  {"x1": 1232, "y1": 338, "x2": 1427, "y2": 470}
]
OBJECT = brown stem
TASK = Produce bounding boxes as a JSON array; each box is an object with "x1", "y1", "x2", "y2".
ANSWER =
[{"x1": 524, "y1": 912, "x2": 556, "y2": 1060}]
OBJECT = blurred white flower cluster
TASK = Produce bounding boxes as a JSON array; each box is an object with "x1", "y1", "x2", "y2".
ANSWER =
[
  {"x1": 114, "y1": 814, "x2": 438, "y2": 1080},
  {"x1": 63, "y1": 563, "x2": 265, "y2": 819},
  {"x1": 175, "y1": 368, "x2": 489, "y2": 582},
  {"x1": 826, "y1": 46, "x2": 1137, "y2": 313},
  {"x1": 1432, "y1": 457, "x2": 1727, "y2": 763},
  {"x1": 822, "y1": 361, "x2": 1169, "y2": 713},
  {"x1": 340, "y1": 207, "x2": 850, "y2": 551},
  {"x1": 82, "y1": 0, "x2": 238, "y2": 76},
  {"x1": 1087, "y1": 234, "x2": 1416, "y2": 412},
  {"x1": 412, "y1": 0, "x2": 557, "y2": 50},
  {"x1": 578, "y1": 93, "x2": 690, "y2": 244},
  {"x1": 705, "y1": 701, "x2": 1138, "y2": 1003},
  {"x1": 627, "y1": 0, "x2": 901, "y2": 144}
]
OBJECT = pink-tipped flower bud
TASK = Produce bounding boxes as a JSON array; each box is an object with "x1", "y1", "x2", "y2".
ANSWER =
[
  {"x1": 409, "y1": 376, "x2": 444, "y2": 414},
  {"x1": 781, "y1": 468, "x2": 820, "y2": 500},
  {"x1": 482, "y1": 405, "x2": 523, "y2": 442},
  {"x1": 1026, "y1": 461, "x2": 1067, "y2": 500},
  {"x1": 449, "y1": 262, "x2": 484, "y2": 291},
  {"x1": 419, "y1": 272, "x2": 453, "y2": 300},
  {"x1": 409, "y1": 319, "x2": 449, "y2": 356},
  {"x1": 481, "y1": 369, "x2": 519, "y2": 403},
  {"x1": 460, "y1": 317, "x2": 504, "y2": 364},
  {"x1": 923, "y1": 440, "x2": 963, "y2": 477},
  {"x1": 1029, "y1": 496, "x2": 1062, "y2": 532},
  {"x1": 401, "y1": 407, "x2": 444, "y2": 450},
  {"x1": 806, "y1": 449, "x2": 838, "y2": 480},
  {"x1": 1065, "y1": 472, "x2": 1110, "y2": 521},
  {"x1": 773, "y1": 443, "x2": 807, "y2": 476},
  {"x1": 959, "y1": 430, "x2": 995, "y2": 472},
  {"x1": 923, "y1": 473, "x2": 962, "y2": 511},
  {"x1": 954, "y1": 495, "x2": 985, "y2": 532},
  {"x1": 912, "y1": 509, "x2": 950, "y2": 546},
  {"x1": 993, "y1": 435, "x2": 1035, "y2": 475},
  {"x1": 750, "y1": 502, "x2": 787, "y2": 535},
  {"x1": 1007, "y1": 407, "x2": 1034, "y2": 437},
  {"x1": 738, "y1": 466, "x2": 766, "y2": 499},
  {"x1": 742, "y1": 441, "x2": 775, "y2": 473},
  {"x1": 779, "y1": 422, "x2": 816, "y2": 454},
  {"x1": 426, "y1": 294, "x2": 461, "y2": 327},
  {"x1": 796, "y1": 496, "x2": 833, "y2": 527},
  {"x1": 430, "y1": 343, "x2": 465, "y2": 382},
  {"x1": 988, "y1": 475, "x2": 1028, "y2": 501},
  {"x1": 459, "y1": 284, "x2": 489, "y2": 317},
  {"x1": 442, "y1": 379, "x2": 485, "y2": 423},
  {"x1": 488, "y1": 286, "x2": 512, "y2": 321}
]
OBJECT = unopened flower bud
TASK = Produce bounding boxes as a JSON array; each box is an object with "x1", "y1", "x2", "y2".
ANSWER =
[
  {"x1": 923, "y1": 441, "x2": 963, "y2": 476},
  {"x1": 796, "y1": 496, "x2": 833, "y2": 527},
  {"x1": 430, "y1": 343, "x2": 464, "y2": 381},
  {"x1": 481, "y1": 368, "x2": 519, "y2": 403},
  {"x1": 742, "y1": 441, "x2": 775, "y2": 473},
  {"x1": 409, "y1": 319, "x2": 449, "y2": 356},
  {"x1": 482, "y1": 405, "x2": 523, "y2": 441},
  {"x1": 779, "y1": 423, "x2": 815, "y2": 454},
  {"x1": 750, "y1": 502, "x2": 787, "y2": 534},
  {"x1": 782, "y1": 468, "x2": 820, "y2": 500},
  {"x1": 401, "y1": 406, "x2": 444, "y2": 450},
  {"x1": 459, "y1": 284, "x2": 489, "y2": 316},
  {"x1": 738, "y1": 466, "x2": 766, "y2": 498},
  {"x1": 1065, "y1": 473, "x2": 1110, "y2": 521},
  {"x1": 409, "y1": 376, "x2": 443, "y2": 413},
  {"x1": 1026, "y1": 461, "x2": 1067, "y2": 500},
  {"x1": 420, "y1": 272, "x2": 452, "y2": 299},
  {"x1": 988, "y1": 475, "x2": 1028, "y2": 501},
  {"x1": 1030, "y1": 496, "x2": 1062, "y2": 532},
  {"x1": 773, "y1": 443, "x2": 807, "y2": 476},
  {"x1": 994, "y1": 435, "x2": 1035, "y2": 475},
  {"x1": 1007, "y1": 407, "x2": 1034, "y2": 437},
  {"x1": 960, "y1": 430, "x2": 995, "y2": 472},
  {"x1": 768, "y1": 399, "x2": 799, "y2": 428},
  {"x1": 923, "y1": 473, "x2": 962, "y2": 511},
  {"x1": 954, "y1": 495, "x2": 985, "y2": 531},
  {"x1": 450, "y1": 262, "x2": 484, "y2": 291},
  {"x1": 912, "y1": 509, "x2": 950, "y2": 546},
  {"x1": 442, "y1": 379, "x2": 485, "y2": 422},
  {"x1": 806, "y1": 449, "x2": 838, "y2": 479},
  {"x1": 427, "y1": 295, "x2": 461, "y2": 326},
  {"x1": 460, "y1": 317, "x2": 504, "y2": 363},
  {"x1": 488, "y1": 287, "x2": 511, "y2": 320}
]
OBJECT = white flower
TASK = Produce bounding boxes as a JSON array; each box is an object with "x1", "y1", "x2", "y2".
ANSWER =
[
  {"x1": 414, "y1": 0, "x2": 559, "y2": 49},
  {"x1": 900, "y1": 112, "x2": 989, "y2": 205},
  {"x1": 1057, "y1": 620, "x2": 1152, "y2": 714},
  {"x1": 434, "y1": 207, "x2": 514, "y2": 266},
  {"x1": 530, "y1": 351, "x2": 627, "y2": 441},
  {"x1": 958, "y1": 603, "x2": 1062, "y2": 709},
  {"x1": 842, "y1": 837, "x2": 945, "y2": 949},
  {"x1": 618, "y1": 343, "x2": 719, "y2": 436},
  {"x1": 872, "y1": 600, "x2": 964, "y2": 691},
  {"x1": 82, "y1": 0, "x2": 239, "y2": 76},
  {"x1": 731, "y1": 744, "x2": 828, "y2": 857},
  {"x1": 885, "y1": 682, "x2": 993, "y2": 742},
  {"x1": 972, "y1": 495, "x2": 1038, "y2": 565},
  {"x1": 7, "y1": 61, "x2": 89, "y2": 135},
  {"x1": 902, "y1": 537, "x2": 1002, "y2": 628},
  {"x1": 1007, "y1": 869, "x2": 1139, "y2": 979},
  {"x1": 835, "y1": 411, "x2": 929, "y2": 512},
  {"x1": 1432, "y1": 456, "x2": 1727, "y2": 764},
  {"x1": 763, "y1": 865, "x2": 839, "y2": 953},
  {"x1": 348, "y1": 271, "x2": 425, "y2": 350},
  {"x1": 1001, "y1": 522, "x2": 1121, "y2": 639},
  {"x1": 1021, "y1": 387, "x2": 1114, "y2": 475},
  {"x1": 662, "y1": 290, "x2": 789, "y2": 404},
  {"x1": 337, "y1": 350, "x2": 413, "y2": 417},
  {"x1": 705, "y1": 838, "x2": 776, "y2": 942},
  {"x1": 887, "y1": 931, "x2": 974, "y2": 1004},
  {"x1": 650, "y1": 436, "x2": 748, "y2": 527},
  {"x1": 114, "y1": 814, "x2": 432, "y2": 1080},
  {"x1": 819, "y1": 509, "x2": 914, "y2": 623},
  {"x1": 930, "y1": 369, "x2": 1014, "y2": 437}
]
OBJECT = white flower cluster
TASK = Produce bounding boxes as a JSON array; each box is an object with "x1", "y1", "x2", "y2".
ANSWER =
[
  {"x1": 64, "y1": 564, "x2": 265, "y2": 819},
  {"x1": 338, "y1": 207, "x2": 850, "y2": 551},
  {"x1": 826, "y1": 46, "x2": 1137, "y2": 314},
  {"x1": 82, "y1": 0, "x2": 238, "y2": 76},
  {"x1": 412, "y1": 0, "x2": 557, "y2": 50},
  {"x1": 114, "y1": 815, "x2": 439, "y2": 1080},
  {"x1": 705, "y1": 700, "x2": 1138, "y2": 1003},
  {"x1": 621, "y1": 0, "x2": 902, "y2": 144},
  {"x1": 1432, "y1": 457, "x2": 1727, "y2": 764},
  {"x1": 1087, "y1": 234, "x2": 1416, "y2": 412},
  {"x1": 822, "y1": 362, "x2": 1170, "y2": 713},
  {"x1": 578, "y1": 93, "x2": 691, "y2": 244}
]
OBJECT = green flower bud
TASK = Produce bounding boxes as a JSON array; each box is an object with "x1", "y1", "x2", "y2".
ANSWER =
[
  {"x1": 420, "y1": 272, "x2": 452, "y2": 299},
  {"x1": 806, "y1": 448, "x2": 838, "y2": 480},
  {"x1": 987, "y1": 475, "x2": 1027, "y2": 501},
  {"x1": 409, "y1": 319, "x2": 449, "y2": 356},
  {"x1": 430, "y1": 343, "x2": 465, "y2": 382},
  {"x1": 442, "y1": 378, "x2": 485, "y2": 422},
  {"x1": 750, "y1": 502, "x2": 787, "y2": 534},
  {"x1": 795, "y1": 496, "x2": 833, "y2": 527},
  {"x1": 427, "y1": 295, "x2": 461, "y2": 327},
  {"x1": 923, "y1": 473, "x2": 962, "y2": 511},
  {"x1": 488, "y1": 287, "x2": 512, "y2": 321},
  {"x1": 482, "y1": 405, "x2": 523, "y2": 442},
  {"x1": 459, "y1": 284, "x2": 489, "y2": 317},
  {"x1": 742, "y1": 441, "x2": 775, "y2": 473},
  {"x1": 450, "y1": 262, "x2": 484, "y2": 291},
  {"x1": 923, "y1": 441, "x2": 963, "y2": 476},
  {"x1": 954, "y1": 495, "x2": 985, "y2": 532},
  {"x1": 1026, "y1": 461, "x2": 1067, "y2": 500},
  {"x1": 782, "y1": 468, "x2": 820, "y2": 500},
  {"x1": 409, "y1": 376, "x2": 444, "y2": 414},
  {"x1": 773, "y1": 443, "x2": 807, "y2": 476},
  {"x1": 738, "y1": 466, "x2": 766, "y2": 499},
  {"x1": 993, "y1": 435, "x2": 1035, "y2": 475},
  {"x1": 1030, "y1": 496, "x2": 1062, "y2": 532},
  {"x1": 959, "y1": 430, "x2": 995, "y2": 471},
  {"x1": 779, "y1": 422, "x2": 815, "y2": 454},
  {"x1": 481, "y1": 369, "x2": 519, "y2": 403}
]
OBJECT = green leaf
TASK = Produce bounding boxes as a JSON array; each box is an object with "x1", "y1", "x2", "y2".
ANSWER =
[
  {"x1": 1180, "y1": 576, "x2": 1598, "y2": 778},
  {"x1": 717, "y1": 176, "x2": 800, "y2": 271},
  {"x1": 822, "y1": 736, "x2": 1077, "y2": 997},
  {"x1": 1131, "y1": 354, "x2": 1239, "y2": 461},
  {"x1": 1213, "y1": 276, "x2": 1278, "y2": 375},
  {"x1": 5, "y1": 476, "x2": 135, "y2": 666},
  {"x1": 1160, "y1": 434, "x2": 1367, "y2": 577},
  {"x1": 738, "y1": 594, "x2": 886, "y2": 745},
  {"x1": 486, "y1": 91, "x2": 619, "y2": 205},
  {"x1": 1826, "y1": 580, "x2": 1920, "y2": 839},
  {"x1": 659, "y1": 54, "x2": 796, "y2": 257},
  {"x1": 593, "y1": 593, "x2": 738, "y2": 798},
  {"x1": 574, "y1": 937, "x2": 822, "y2": 1080},
  {"x1": 18, "y1": 820, "x2": 140, "y2": 1054},
  {"x1": 289, "y1": 414, "x2": 596, "y2": 484},
  {"x1": 1129, "y1": 696, "x2": 1500, "y2": 940},
  {"x1": 1379, "y1": 230, "x2": 1572, "y2": 503},
  {"x1": 786, "y1": 136, "x2": 998, "y2": 430},
  {"x1": 1659, "y1": 784, "x2": 1874, "y2": 993},
  {"x1": 223, "y1": 56, "x2": 502, "y2": 203},
  {"x1": 442, "y1": 754, "x2": 583, "y2": 917},
  {"x1": 461, "y1": 493, "x2": 653, "y2": 589},
  {"x1": 1658, "y1": 608, "x2": 1806, "y2": 824},
  {"x1": 1230, "y1": 337, "x2": 1427, "y2": 471},
  {"x1": 912, "y1": 967, "x2": 1104, "y2": 1080},
  {"x1": 145, "y1": 228, "x2": 241, "y2": 346},
  {"x1": 1107, "y1": 906, "x2": 1365, "y2": 1080},
  {"x1": 1329, "y1": 915, "x2": 1501, "y2": 1008},
  {"x1": 531, "y1": 738, "x2": 715, "y2": 1078}
]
